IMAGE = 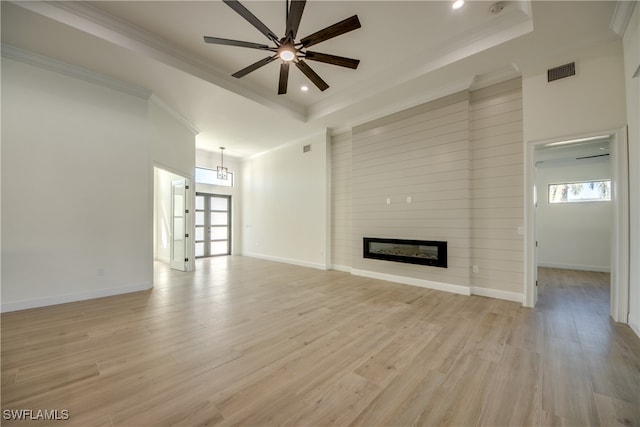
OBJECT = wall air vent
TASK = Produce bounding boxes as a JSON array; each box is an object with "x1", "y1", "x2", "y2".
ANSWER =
[{"x1": 547, "y1": 62, "x2": 575, "y2": 82}]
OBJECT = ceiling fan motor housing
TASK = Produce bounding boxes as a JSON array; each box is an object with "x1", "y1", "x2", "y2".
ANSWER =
[{"x1": 203, "y1": 0, "x2": 361, "y2": 94}]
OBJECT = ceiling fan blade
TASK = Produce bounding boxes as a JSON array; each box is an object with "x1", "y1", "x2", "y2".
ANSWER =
[
  {"x1": 299, "y1": 15, "x2": 361, "y2": 48},
  {"x1": 304, "y1": 51, "x2": 360, "y2": 69},
  {"x1": 223, "y1": 0, "x2": 279, "y2": 43},
  {"x1": 278, "y1": 62, "x2": 290, "y2": 95},
  {"x1": 232, "y1": 55, "x2": 277, "y2": 78},
  {"x1": 295, "y1": 60, "x2": 329, "y2": 91},
  {"x1": 285, "y1": 0, "x2": 306, "y2": 40},
  {"x1": 203, "y1": 36, "x2": 271, "y2": 50}
]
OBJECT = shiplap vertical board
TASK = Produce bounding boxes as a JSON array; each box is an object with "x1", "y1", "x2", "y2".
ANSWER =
[
  {"x1": 351, "y1": 92, "x2": 471, "y2": 288},
  {"x1": 331, "y1": 130, "x2": 352, "y2": 270},
  {"x1": 469, "y1": 78, "x2": 525, "y2": 294}
]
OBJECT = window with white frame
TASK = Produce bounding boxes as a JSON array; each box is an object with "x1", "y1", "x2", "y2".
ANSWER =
[
  {"x1": 195, "y1": 167, "x2": 233, "y2": 187},
  {"x1": 548, "y1": 180, "x2": 611, "y2": 204}
]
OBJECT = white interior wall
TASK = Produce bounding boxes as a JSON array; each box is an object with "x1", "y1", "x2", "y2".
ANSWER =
[
  {"x1": 242, "y1": 131, "x2": 330, "y2": 269},
  {"x1": 149, "y1": 99, "x2": 196, "y2": 178},
  {"x1": 522, "y1": 38, "x2": 630, "y2": 317},
  {"x1": 330, "y1": 131, "x2": 352, "y2": 271},
  {"x1": 622, "y1": 4, "x2": 639, "y2": 335},
  {"x1": 535, "y1": 155, "x2": 612, "y2": 272},
  {"x1": 149, "y1": 99, "x2": 197, "y2": 266},
  {"x1": 195, "y1": 148, "x2": 243, "y2": 255},
  {"x1": 1, "y1": 57, "x2": 152, "y2": 311},
  {"x1": 1, "y1": 53, "x2": 197, "y2": 312},
  {"x1": 522, "y1": 40, "x2": 627, "y2": 142}
]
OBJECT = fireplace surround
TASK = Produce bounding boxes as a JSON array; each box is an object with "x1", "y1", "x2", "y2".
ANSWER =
[{"x1": 363, "y1": 238, "x2": 447, "y2": 268}]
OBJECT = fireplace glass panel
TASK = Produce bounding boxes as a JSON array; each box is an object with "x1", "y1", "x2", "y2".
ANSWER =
[
  {"x1": 369, "y1": 242, "x2": 439, "y2": 260},
  {"x1": 363, "y1": 238, "x2": 447, "y2": 268}
]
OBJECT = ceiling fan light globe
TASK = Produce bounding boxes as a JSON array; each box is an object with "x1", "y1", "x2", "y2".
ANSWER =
[{"x1": 279, "y1": 49, "x2": 296, "y2": 61}]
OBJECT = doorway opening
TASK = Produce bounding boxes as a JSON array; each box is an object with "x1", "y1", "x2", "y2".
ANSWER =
[
  {"x1": 534, "y1": 137, "x2": 612, "y2": 311},
  {"x1": 153, "y1": 166, "x2": 193, "y2": 272},
  {"x1": 195, "y1": 193, "x2": 231, "y2": 257},
  {"x1": 525, "y1": 128, "x2": 629, "y2": 323}
]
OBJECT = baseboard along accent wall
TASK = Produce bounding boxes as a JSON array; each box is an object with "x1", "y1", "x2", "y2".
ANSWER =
[{"x1": 330, "y1": 78, "x2": 526, "y2": 301}]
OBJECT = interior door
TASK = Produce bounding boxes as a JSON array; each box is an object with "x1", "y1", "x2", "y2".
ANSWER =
[
  {"x1": 195, "y1": 193, "x2": 231, "y2": 258},
  {"x1": 170, "y1": 178, "x2": 187, "y2": 271}
]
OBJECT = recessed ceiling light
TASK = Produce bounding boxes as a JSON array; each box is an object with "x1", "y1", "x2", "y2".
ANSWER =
[
  {"x1": 301, "y1": 85, "x2": 309, "y2": 92},
  {"x1": 452, "y1": 0, "x2": 464, "y2": 10}
]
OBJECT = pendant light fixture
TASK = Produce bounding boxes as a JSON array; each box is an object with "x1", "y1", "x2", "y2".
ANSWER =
[{"x1": 217, "y1": 146, "x2": 228, "y2": 180}]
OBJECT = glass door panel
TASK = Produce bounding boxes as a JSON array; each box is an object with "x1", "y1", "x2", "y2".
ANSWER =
[
  {"x1": 195, "y1": 193, "x2": 231, "y2": 258},
  {"x1": 170, "y1": 179, "x2": 187, "y2": 271}
]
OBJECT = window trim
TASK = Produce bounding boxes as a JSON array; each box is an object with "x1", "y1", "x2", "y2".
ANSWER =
[
  {"x1": 195, "y1": 166, "x2": 234, "y2": 187},
  {"x1": 547, "y1": 179, "x2": 611, "y2": 204}
]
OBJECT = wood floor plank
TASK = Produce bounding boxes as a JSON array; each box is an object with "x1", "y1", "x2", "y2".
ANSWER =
[{"x1": 1, "y1": 260, "x2": 639, "y2": 426}]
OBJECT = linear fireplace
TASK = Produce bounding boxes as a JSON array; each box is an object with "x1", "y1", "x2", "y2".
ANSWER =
[{"x1": 363, "y1": 238, "x2": 447, "y2": 268}]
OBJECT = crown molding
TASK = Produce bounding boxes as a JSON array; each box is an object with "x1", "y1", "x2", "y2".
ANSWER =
[
  {"x1": 1, "y1": 43, "x2": 152, "y2": 99},
  {"x1": 306, "y1": 4, "x2": 534, "y2": 123},
  {"x1": 610, "y1": 1, "x2": 637, "y2": 36},
  {"x1": 469, "y1": 64, "x2": 521, "y2": 91},
  {"x1": 9, "y1": 0, "x2": 306, "y2": 122},
  {"x1": 149, "y1": 94, "x2": 200, "y2": 135},
  {"x1": 248, "y1": 129, "x2": 329, "y2": 160}
]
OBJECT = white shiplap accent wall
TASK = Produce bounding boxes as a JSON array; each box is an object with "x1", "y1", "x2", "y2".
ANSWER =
[
  {"x1": 351, "y1": 92, "x2": 471, "y2": 289},
  {"x1": 469, "y1": 78, "x2": 524, "y2": 297},
  {"x1": 331, "y1": 130, "x2": 353, "y2": 271}
]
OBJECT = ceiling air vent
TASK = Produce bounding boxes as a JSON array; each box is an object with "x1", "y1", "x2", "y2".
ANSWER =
[
  {"x1": 303, "y1": 144, "x2": 312, "y2": 153},
  {"x1": 548, "y1": 62, "x2": 575, "y2": 82}
]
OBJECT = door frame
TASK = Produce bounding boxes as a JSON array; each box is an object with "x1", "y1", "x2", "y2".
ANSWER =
[
  {"x1": 524, "y1": 127, "x2": 629, "y2": 323},
  {"x1": 170, "y1": 178, "x2": 188, "y2": 271},
  {"x1": 153, "y1": 164, "x2": 195, "y2": 272},
  {"x1": 195, "y1": 192, "x2": 232, "y2": 258}
]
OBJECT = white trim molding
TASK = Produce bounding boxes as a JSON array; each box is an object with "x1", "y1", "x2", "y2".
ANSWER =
[
  {"x1": 9, "y1": 0, "x2": 305, "y2": 122},
  {"x1": 149, "y1": 94, "x2": 200, "y2": 135},
  {"x1": 471, "y1": 287, "x2": 524, "y2": 303},
  {"x1": 351, "y1": 269, "x2": 471, "y2": 296},
  {"x1": 243, "y1": 252, "x2": 329, "y2": 271},
  {"x1": 1, "y1": 43, "x2": 152, "y2": 99},
  {"x1": 330, "y1": 264, "x2": 352, "y2": 273},
  {"x1": 537, "y1": 262, "x2": 611, "y2": 273},
  {"x1": 525, "y1": 127, "x2": 630, "y2": 320},
  {"x1": 1, "y1": 282, "x2": 152, "y2": 313},
  {"x1": 611, "y1": 1, "x2": 637, "y2": 37}
]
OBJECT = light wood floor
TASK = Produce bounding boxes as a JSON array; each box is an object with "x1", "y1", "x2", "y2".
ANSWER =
[{"x1": 2, "y1": 258, "x2": 639, "y2": 426}]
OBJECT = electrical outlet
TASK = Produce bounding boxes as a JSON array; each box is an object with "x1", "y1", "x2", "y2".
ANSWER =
[{"x1": 472, "y1": 265, "x2": 479, "y2": 273}]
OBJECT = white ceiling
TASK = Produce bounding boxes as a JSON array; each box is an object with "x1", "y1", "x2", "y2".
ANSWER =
[{"x1": 1, "y1": 1, "x2": 625, "y2": 158}]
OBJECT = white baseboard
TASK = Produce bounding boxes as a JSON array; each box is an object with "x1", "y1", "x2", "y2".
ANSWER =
[
  {"x1": 471, "y1": 286, "x2": 524, "y2": 303},
  {"x1": 0, "y1": 282, "x2": 152, "y2": 313},
  {"x1": 537, "y1": 262, "x2": 610, "y2": 273},
  {"x1": 351, "y1": 269, "x2": 471, "y2": 296},
  {"x1": 330, "y1": 264, "x2": 352, "y2": 273},
  {"x1": 243, "y1": 252, "x2": 328, "y2": 271},
  {"x1": 155, "y1": 255, "x2": 170, "y2": 264}
]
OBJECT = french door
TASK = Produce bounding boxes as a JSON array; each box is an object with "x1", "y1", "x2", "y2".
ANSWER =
[
  {"x1": 195, "y1": 193, "x2": 231, "y2": 257},
  {"x1": 170, "y1": 178, "x2": 188, "y2": 271}
]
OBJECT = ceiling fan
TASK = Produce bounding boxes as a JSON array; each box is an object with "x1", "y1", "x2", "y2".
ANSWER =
[{"x1": 204, "y1": 0, "x2": 361, "y2": 95}]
